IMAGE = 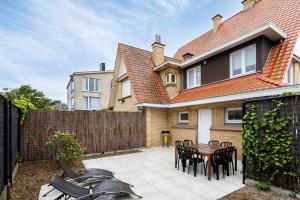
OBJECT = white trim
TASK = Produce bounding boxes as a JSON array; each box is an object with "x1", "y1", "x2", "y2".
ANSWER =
[
  {"x1": 136, "y1": 84, "x2": 300, "y2": 108},
  {"x1": 181, "y1": 22, "x2": 287, "y2": 68},
  {"x1": 153, "y1": 60, "x2": 181, "y2": 72},
  {"x1": 225, "y1": 107, "x2": 243, "y2": 124},
  {"x1": 178, "y1": 111, "x2": 189, "y2": 123}
]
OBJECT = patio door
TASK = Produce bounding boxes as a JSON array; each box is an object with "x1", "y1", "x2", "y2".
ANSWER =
[{"x1": 198, "y1": 109, "x2": 212, "y2": 144}]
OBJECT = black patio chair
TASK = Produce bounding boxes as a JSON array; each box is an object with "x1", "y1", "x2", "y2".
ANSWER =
[
  {"x1": 57, "y1": 159, "x2": 115, "y2": 183},
  {"x1": 220, "y1": 141, "x2": 233, "y2": 148},
  {"x1": 208, "y1": 140, "x2": 219, "y2": 146},
  {"x1": 48, "y1": 175, "x2": 142, "y2": 200},
  {"x1": 181, "y1": 145, "x2": 192, "y2": 173},
  {"x1": 175, "y1": 140, "x2": 184, "y2": 169},
  {"x1": 187, "y1": 147, "x2": 206, "y2": 177},
  {"x1": 183, "y1": 139, "x2": 193, "y2": 146},
  {"x1": 206, "y1": 149, "x2": 226, "y2": 180},
  {"x1": 224, "y1": 147, "x2": 235, "y2": 175}
]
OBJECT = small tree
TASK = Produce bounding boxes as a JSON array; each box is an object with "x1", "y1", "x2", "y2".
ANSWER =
[
  {"x1": 13, "y1": 96, "x2": 36, "y2": 124},
  {"x1": 46, "y1": 132, "x2": 85, "y2": 160}
]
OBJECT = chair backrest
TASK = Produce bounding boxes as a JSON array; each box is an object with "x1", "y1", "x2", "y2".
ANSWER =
[
  {"x1": 213, "y1": 149, "x2": 226, "y2": 164},
  {"x1": 57, "y1": 159, "x2": 80, "y2": 179},
  {"x1": 50, "y1": 175, "x2": 89, "y2": 198},
  {"x1": 183, "y1": 140, "x2": 193, "y2": 146},
  {"x1": 225, "y1": 146, "x2": 235, "y2": 159},
  {"x1": 183, "y1": 146, "x2": 193, "y2": 159},
  {"x1": 220, "y1": 142, "x2": 233, "y2": 147},
  {"x1": 189, "y1": 147, "x2": 199, "y2": 159},
  {"x1": 175, "y1": 140, "x2": 184, "y2": 147},
  {"x1": 208, "y1": 140, "x2": 219, "y2": 146}
]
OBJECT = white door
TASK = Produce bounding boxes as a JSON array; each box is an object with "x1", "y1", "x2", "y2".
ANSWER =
[{"x1": 198, "y1": 109, "x2": 212, "y2": 144}]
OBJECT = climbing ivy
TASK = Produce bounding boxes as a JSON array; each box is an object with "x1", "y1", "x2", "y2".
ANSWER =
[{"x1": 243, "y1": 100, "x2": 294, "y2": 184}]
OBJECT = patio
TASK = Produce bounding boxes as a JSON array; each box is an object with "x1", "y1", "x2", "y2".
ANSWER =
[{"x1": 39, "y1": 147, "x2": 244, "y2": 200}]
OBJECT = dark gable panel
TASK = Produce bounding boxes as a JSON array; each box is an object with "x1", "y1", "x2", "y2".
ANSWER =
[{"x1": 182, "y1": 36, "x2": 274, "y2": 88}]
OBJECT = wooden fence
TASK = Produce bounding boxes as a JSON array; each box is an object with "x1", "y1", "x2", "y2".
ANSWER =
[
  {"x1": 243, "y1": 95, "x2": 300, "y2": 193},
  {"x1": 21, "y1": 110, "x2": 146, "y2": 161}
]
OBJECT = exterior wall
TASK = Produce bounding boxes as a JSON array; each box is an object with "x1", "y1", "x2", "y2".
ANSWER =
[
  {"x1": 113, "y1": 81, "x2": 139, "y2": 112},
  {"x1": 146, "y1": 107, "x2": 168, "y2": 147},
  {"x1": 159, "y1": 67, "x2": 182, "y2": 98},
  {"x1": 167, "y1": 101, "x2": 243, "y2": 160},
  {"x1": 71, "y1": 71, "x2": 113, "y2": 110}
]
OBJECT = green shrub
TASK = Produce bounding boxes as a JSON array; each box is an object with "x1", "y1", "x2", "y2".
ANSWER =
[
  {"x1": 16, "y1": 152, "x2": 22, "y2": 163},
  {"x1": 46, "y1": 132, "x2": 85, "y2": 160},
  {"x1": 256, "y1": 181, "x2": 270, "y2": 191}
]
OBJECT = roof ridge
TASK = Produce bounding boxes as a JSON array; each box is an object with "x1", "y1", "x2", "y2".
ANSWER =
[{"x1": 118, "y1": 42, "x2": 178, "y2": 61}]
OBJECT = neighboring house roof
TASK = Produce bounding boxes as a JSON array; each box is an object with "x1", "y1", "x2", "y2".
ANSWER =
[
  {"x1": 118, "y1": 43, "x2": 170, "y2": 104},
  {"x1": 171, "y1": 73, "x2": 279, "y2": 104},
  {"x1": 174, "y1": 0, "x2": 300, "y2": 84},
  {"x1": 72, "y1": 70, "x2": 114, "y2": 75}
]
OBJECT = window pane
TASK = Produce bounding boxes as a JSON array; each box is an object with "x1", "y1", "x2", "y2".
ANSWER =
[
  {"x1": 227, "y1": 109, "x2": 243, "y2": 121},
  {"x1": 166, "y1": 74, "x2": 170, "y2": 83},
  {"x1": 245, "y1": 46, "x2": 256, "y2": 72},
  {"x1": 89, "y1": 97, "x2": 100, "y2": 110},
  {"x1": 171, "y1": 74, "x2": 176, "y2": 83},
  {"x1": 188, "y1": 70, "x2": 194, "y2": 88},
  {"x1": 231, "y1": 52, "x2": 242, "y2": 75},
  {"x1": 89, "y1": 78, "x2": 94, "y2": 91},
  {"x1": 83, "y1": 97, "x2": 88, "y2": 109},
  {"x1": 180, "y1": 113, "x2": 189, "y2": 122},
  {"x1": 287, "y1": 64, "x2": 294, "y2": 84},
  {"x1": 122, "y1": 79, "x2": 131, "y2": 97},
  {"x1": 196, "y1": 67, "x2": 201, "y2": 85},
  {"x1": 95, "y1": 79, "x2": 100, "y2": 91}
]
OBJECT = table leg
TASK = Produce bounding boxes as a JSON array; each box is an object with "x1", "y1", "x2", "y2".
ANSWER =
[
  {"x1": 235, "y1": 149, "x2": 237, "y2": 171},
  {"x1": 207, "y1": 155, "x2": 212, "y2": 181}
]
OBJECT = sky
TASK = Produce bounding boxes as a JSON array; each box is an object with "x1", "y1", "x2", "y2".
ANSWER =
[{"x1": 0, "y1": 0, "x2": 242, "y2": 102}]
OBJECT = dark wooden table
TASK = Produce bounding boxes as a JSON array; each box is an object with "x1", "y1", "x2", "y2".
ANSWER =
[{"x1": 175, "y1": 143, "x2": 237, "y2": 181}]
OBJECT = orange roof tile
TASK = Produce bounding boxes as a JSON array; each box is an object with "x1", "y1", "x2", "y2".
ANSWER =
[
  {"x1": 118, "y1": 43, "x2": 170, "y2": 104},
  {"x1": 174, "y1": 0, "x2": 300, "y2": 84},
  {"x1": 171, "y1": 73, "x2": 280, "y2": 104}
]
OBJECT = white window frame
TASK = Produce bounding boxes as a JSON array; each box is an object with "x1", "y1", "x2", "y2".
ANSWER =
[
  {"x1": 178, "y1": 111, "x2": 189, "y2": 123},
  {"x1": 82, "y1": 77, "x2": 100, "y2": 92},
  {"x1": 121, "y1": 79, "x2": 131, "y2": 98},
  {"x1": 187, "y1": 65, "x2": 201, "y2": 89},
  {"x1": 225, "y1": 107, "x2": 243, "y2": 124},
  {"x1": 230, "y1": 44, "x2": 256, "y2": 78},
  {"x1": 285, "y1": 63, "x2": 294, "y2": 85},
  {"x1": 166, "y1": 73, "x2": 176, "y2": 84},
  {"x1": 83, "y1": 96, "x2": 101, "y2": 110}
]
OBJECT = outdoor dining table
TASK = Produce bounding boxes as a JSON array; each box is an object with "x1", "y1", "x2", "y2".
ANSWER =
[{"x1": 175, "y1": 143, "x2": 237, "y2": 181}]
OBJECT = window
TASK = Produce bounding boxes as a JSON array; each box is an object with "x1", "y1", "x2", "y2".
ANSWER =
[
  {"x1": 166, "y1": 73, "x2": 176, "y2": 84},
  {"x1": 71, "y1": 97, "x2": 74, "y2": 108},
  {"x1": 121, "y1": 79, "x2": 131, "y2": 98},
  {"x1": 286, "y1": 63, "x2": 294, "y2": 85},
  {"x1": 179, "y1": 112, "x2": 189, "y2": 123},
  {"x1": 82, "y1": 77, "x2": 100, "y2": 92},
  {"x1": 230, "y1": 44, "x2": 256, "y2": 77},
  {"x1": 225, "y1": 107, "x2": 243, "y2": 124},
  {"x1": 83, "y1": 96, "x2": 101, "y2": 110},
  {"x1": 187, "y1": 66, "x2": 201, "y2": 88}
]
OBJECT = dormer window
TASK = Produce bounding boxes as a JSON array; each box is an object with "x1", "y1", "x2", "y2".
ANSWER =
[
  {"x1": 183, "y1": 52, "x2": 194, "y2": 60},
  {"x1": 285, "y1": 63, "x2": 295, "y2": 85},
  {"x1": 166, "y1": 73, "x2": 176, "y2": 84},
  {"x1": 230, "y1": 44, "x2": 256, "y2": 77},
  {"x1": 187, "y1": 66, "x2": 201, "y2": 89}
]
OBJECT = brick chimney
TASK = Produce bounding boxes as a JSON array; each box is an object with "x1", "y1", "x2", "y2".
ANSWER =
[
  {"x1": 242, "y1": 0, "x2": 255, "y2": 10},
  {"x1": 100, "y1": 63, "x2": 105, "y2": 71},
  {"x1": 151, "y1": 35, "x2": 165, "y2": 66},
  {"x1": 212, "y1": 14, "x2": 223, "y2": 33}
]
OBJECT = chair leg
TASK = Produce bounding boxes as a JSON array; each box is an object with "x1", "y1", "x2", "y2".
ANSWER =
[
  {"x1": 203, "y1": 162, "x2": 207, "y2": 176},
  {"x1": 182, "y1": 159, "x2": 186, "y2": 172},
  {"x1": 216, "y1": 166, "x2": 219, "y2": 180},
  {"x1": 193, "y1": 162, "x2": 197, "y2": 177},
  {"x1": 227, "y1": 163, "x2": 230, "y2": 176},
  {"x1": 231, "y1": 162, "x2": 234, "y2": 174}
]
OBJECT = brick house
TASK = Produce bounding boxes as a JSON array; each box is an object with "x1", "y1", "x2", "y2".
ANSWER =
[{"x1": 109, "y1": 0, "x2": 300, "y2": 159}]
